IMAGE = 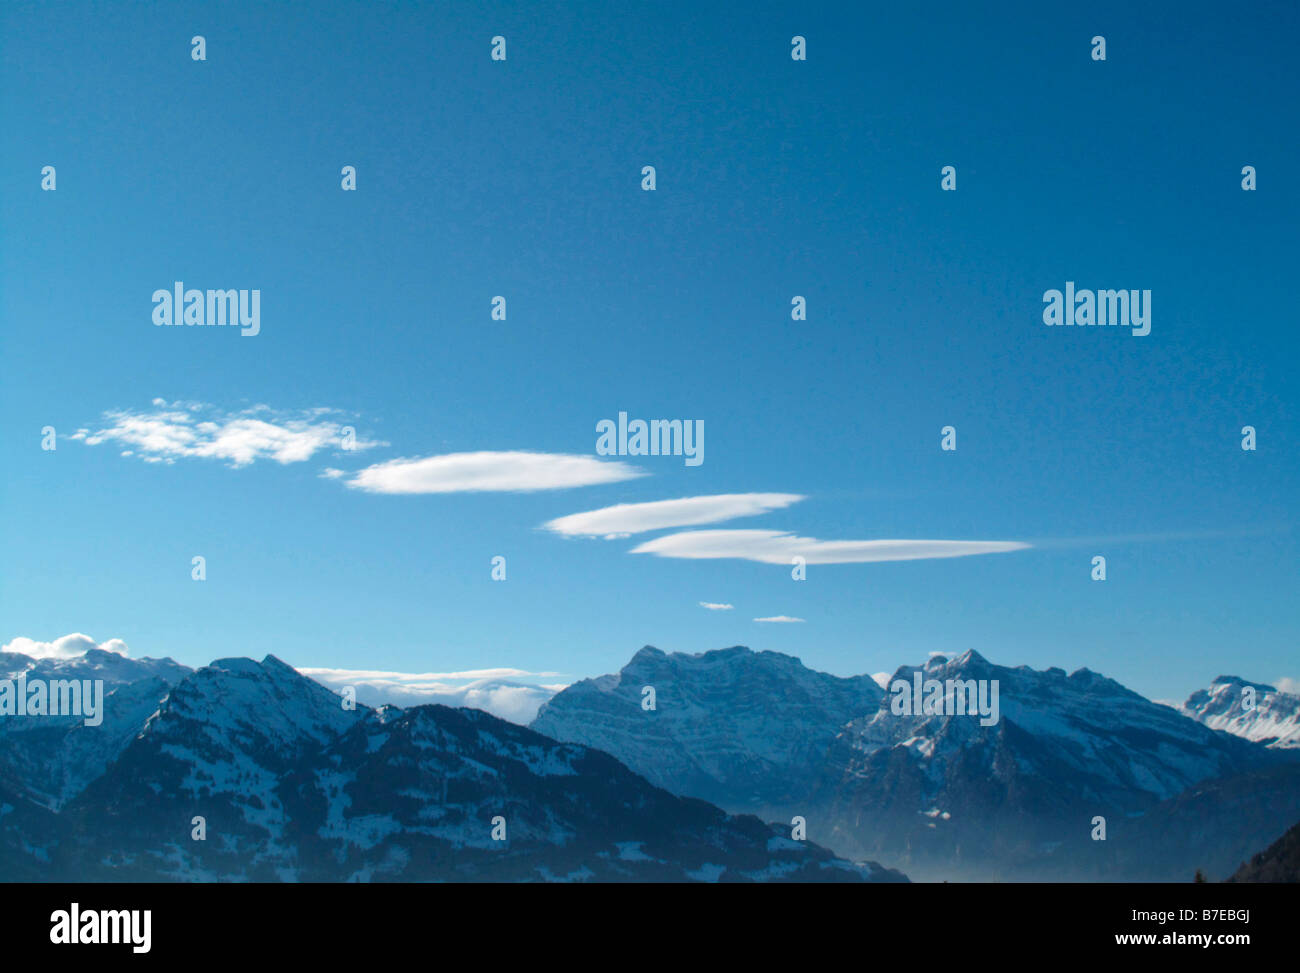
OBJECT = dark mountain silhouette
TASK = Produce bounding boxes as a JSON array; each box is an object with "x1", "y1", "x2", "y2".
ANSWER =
[{"x1": 1227, "y1": 816, "x2": 1300, "y2": 882}]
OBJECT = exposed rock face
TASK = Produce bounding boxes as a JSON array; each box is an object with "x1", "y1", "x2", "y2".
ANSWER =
[{"x1": 532, "y1": 645, "x2": 883, "y2": 816}]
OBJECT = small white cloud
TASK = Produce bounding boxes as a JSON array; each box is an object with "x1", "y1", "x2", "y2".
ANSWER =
[
  {"x1": 298, "y1": 664, "x2": 564, "y2": 724},
  {"x1": 544, "y1": 493, "x2": 804, "y2": 538},
  {"x1": 342, "y1": 451, "x2": 644, "y2": 494},
  {"x1": 871, "y1": 672, "x2": 891, "y2": 688},
  {"x1": 1274, "y1": 677, "x2": 1300, "y2": 696},
  {"x1": 631, "y1": 529, "x2": 1029, "y2": 565},
  {"x1": 754, "y1": 615, "x2": 805, "y2": 623},
  {"x1": 2, "y1": 634, "x2": 129, "y2": 661},
  {"x1": 699, "y1": 602, "x2": 734, "y2": 611},
  {"x1": 71, "y1": 400, "x2": 384, "y2": 468}
]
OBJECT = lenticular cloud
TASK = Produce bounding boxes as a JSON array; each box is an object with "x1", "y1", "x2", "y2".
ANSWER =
[{"x1": 343, "y1": 450, "x2": 645, "y2": 494}]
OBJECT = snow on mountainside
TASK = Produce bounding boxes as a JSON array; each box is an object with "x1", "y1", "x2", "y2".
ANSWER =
[
  {"x1": 531, "y1": 645, "x2": 883, "y2": 815},
  {"x1": 0, "y1": 649, "x2": 193, "y2": 810},
  {"x1": 19, "y1": 655, "x2": 905, "y2": 882},
  {"x1": 1180, "y1": 676, "x2": 1300, "y2": 749},
  {"x1": 820, "y1": 650, "x2": 1298, "y2": 881},
  {"x1": 277, "y1": 703, "x2": 904, "y2": 882},
  {"x1": 56, "y1": 655, "x2": 367, "y2": 880},
  {"x1": 0, "y1": 677, "x2": 177, "y2": 810}
]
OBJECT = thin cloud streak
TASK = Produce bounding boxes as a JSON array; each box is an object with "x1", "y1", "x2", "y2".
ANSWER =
[
  {"x1": 544, "y1": 493, "x2": 804, "y2": 538},
  {"x1": 630, "y1": 529, "x2": 1030, "y2": 564}
]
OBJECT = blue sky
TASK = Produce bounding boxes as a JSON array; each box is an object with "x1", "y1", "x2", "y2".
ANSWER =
[{"x1": 2, "y1": 0, "x2": 1296, "y2": 705}]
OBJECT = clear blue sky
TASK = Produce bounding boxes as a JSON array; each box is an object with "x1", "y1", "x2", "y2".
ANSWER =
[{"x1": 2, "y1": 0, "x2": 1296, "y2": 703}]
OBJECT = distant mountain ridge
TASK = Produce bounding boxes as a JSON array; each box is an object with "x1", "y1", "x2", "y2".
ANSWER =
[
  {"x1": 532, "y1": 644, "x2": 882, "y2": 816},
  {"x1": 1180, "y1": 675, "x2": 1300, "y2": 749},
  {"x1": 1, "y1": 647, "x2": 191, "y2": 687}
]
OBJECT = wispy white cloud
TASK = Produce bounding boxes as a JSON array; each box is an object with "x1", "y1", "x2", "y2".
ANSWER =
[
  {"x1": 341, "y1": 451, "x2": 644, "y2": 494},
  {"x1": 699, "y1": 602, "x2": 734, "y2": 611},
  {"x1": 1275, "y1": 677, "x2": 1300, "y2": 696},
  {"x1": 543, "y1": 493, "x2": 804, "y2": 538},
  {"x1": 2, "y1": 633, "x2": 129, "y2": 660},
  {"x1": 71, "y1": 399, "x2": 384, "y2": 468},
  {"x1": 630, "y1": 529, "x2": 1029, "y2": 564},
  {"x1": 754, "y1": 615, "x2": 804, "y2": 623},
  {"x1": 297, "y1": 665, "x2": 565, "y2": 724}
]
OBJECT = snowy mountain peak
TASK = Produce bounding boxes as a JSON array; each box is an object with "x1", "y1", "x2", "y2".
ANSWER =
[
  {"x1": 1210, "y1": 674, "x2": 1276, "y2": 692},
  {"x1": 1182, "y1": 675, "x2": 1300, "y2": 749}
]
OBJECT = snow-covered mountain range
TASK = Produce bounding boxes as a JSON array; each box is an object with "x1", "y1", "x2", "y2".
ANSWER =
[
  {"x1": 820, "y1": 650, "x2": 1296, "y2": 880},
  {"x1": 5, "y1": 639, "x2": 1296, "y2": 882},
  {"x1": 0, "y1": 654, "x2": 904, "y2": 882},
  {"x1": 532, "y1": 645, "x2": 1300, "y2": 881}
]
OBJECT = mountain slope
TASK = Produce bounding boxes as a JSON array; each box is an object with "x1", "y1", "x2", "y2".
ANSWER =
[
  {"x1": 58, "y1": 655, "x2": 366, "y2": 880},
  {"x1": 1227, "y1": 814, "x2": 1300, "y2": 882},
  {"x1": 532, "y1": 645, "x2": 882, "y2": 816},
  {"x1": 280, "y1": 703, "x2": 904, "y2": 882}
]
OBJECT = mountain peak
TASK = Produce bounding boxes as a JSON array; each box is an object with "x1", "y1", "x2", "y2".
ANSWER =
[
  {"x1": 1210, "y1": 674, "x2": 1278, "y2": 693},
  {"x1": 260, "y1": 653, "x2": 299, "y2": 675},
  {"x1": 209, "y1": 656, "x2": 264, "y2": 674}
]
